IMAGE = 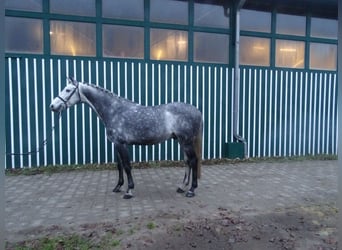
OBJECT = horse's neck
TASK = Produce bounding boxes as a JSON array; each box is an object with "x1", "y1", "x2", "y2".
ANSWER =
[{"x1": 79, "y1": 83, "x2": 122, "y2": 123}]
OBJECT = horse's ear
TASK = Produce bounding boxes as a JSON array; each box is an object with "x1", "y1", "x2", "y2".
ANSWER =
[{"x1": 67, "y1": 76, "x2": 78, "y2": 86}]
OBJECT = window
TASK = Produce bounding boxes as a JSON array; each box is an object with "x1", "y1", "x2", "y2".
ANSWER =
[
  {"x1": 50, "y1": 21, "x2": 96, "y2": 56},
  {"x1": 102, "y1": 0, "x2": 144, "y2": 20},
  {"x1": 194, "y1": 2, "x2": 229, "y2": 28},
  {"x1": 5, "y1": 0, "x2": 42, "y2": 12},
  {"x1": 276, "y1": 14, "x2": 306, "y2": 36},
  {"x1": 194, "y1": 32, "x2": 229, "y2": 63},
  {"x1": 150, "y1": 0, "x2": 188, "y2": 25},
  {"x1": 276, "y1": 40, "x2": 305, "y2": 68},
  {"x1": 150, "y1": 29, "x2": 188, "y2": 61},
  {"x1": 240, "y1": 37, "x2": 270, "y2": 66},
  {"x1": 240, "y1": 9, "x2": 271, "y2": 66},
  {"x1": 50, "y1": 0, "x2": 95, "y2": 16},
  {"x1": 311, "y1": 17, "x2": 338, "y2": 39},
  {"x1": 310, "y1": 43, "x2": 337, "y2": 70},
  {"x1": 103, "y1": 25, "x2": 144, "y2": 59},
  {"x1": 240, "y1": 9, "x2": 271, "y2": 33},
  {"x1": 5, "y1": 17, "x2": 43, "y2": 54}
]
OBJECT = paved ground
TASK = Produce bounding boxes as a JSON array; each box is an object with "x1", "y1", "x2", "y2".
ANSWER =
[{"x1": 5, "y1": 160, "x2": 338, "y2": 246}]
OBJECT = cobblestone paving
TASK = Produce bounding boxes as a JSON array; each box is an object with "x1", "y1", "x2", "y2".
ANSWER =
[{"x1": 5, "y1": 160, "x2": 338, "y2": 242}]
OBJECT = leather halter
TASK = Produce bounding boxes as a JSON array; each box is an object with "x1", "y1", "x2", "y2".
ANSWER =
[{"x1": 57, "y1": 85, "x2": 81, "y2": 106}]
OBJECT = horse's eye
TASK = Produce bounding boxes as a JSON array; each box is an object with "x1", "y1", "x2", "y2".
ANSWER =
[{"x1": 65, "y1": 89, "x2": 71, "y2": 93}]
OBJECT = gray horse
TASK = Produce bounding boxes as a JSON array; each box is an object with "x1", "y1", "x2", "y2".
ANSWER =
[{"x1": 50, "y1": 77, "x2": 203, "y2": 199}]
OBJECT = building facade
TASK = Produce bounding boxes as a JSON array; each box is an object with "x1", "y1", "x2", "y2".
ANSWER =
[{"x1": 5, "y1": 0, "x2": 338, "y2": 168}]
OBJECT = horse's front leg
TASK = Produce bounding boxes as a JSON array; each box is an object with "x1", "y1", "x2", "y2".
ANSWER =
[
  {"x1": 116, "y1": 143, "x2": 134, "y2": 199},
  {"x1": 113, "y1": 151, "x2": 124, "y2": 193}
]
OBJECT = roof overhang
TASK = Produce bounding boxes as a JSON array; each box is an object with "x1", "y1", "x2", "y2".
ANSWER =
[{"x1": 242, "y1": 0, "x2": 338, "y2": 18}]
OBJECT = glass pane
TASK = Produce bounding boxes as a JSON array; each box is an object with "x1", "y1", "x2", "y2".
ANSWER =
[
  {"x1": 311, "y1": 17, "x2": 338, "y2": 39},
  {"x1": 102, "y1": 0, "x2": 144, "y2": 20},
  {"x1": 240, "y1": 9, "x2": 271, "y2": 33},
  {"x1": 150, "y1": 29, "x2": 188, "y2": 61},
  {"x1": 50, "y1": 21, "x2": 96, "y2": 56},
  {"x1": 103, "y1": 25, "x2": 144, "y2": 59},
  {"x1": 277, "y1": 13, "x2": 306, "y2": 36},
  {"x1": 240, "y1": 36, "x2": 270, "y2": 66},
  {"x1": 5, "y1": 0, "x2": 42, "y2": 12},
  {"x1": 194, "y1": 32, "x2": 229, "y2": 63},
  {"x1": 310, "y1": 43, "x2": 337, "y2": 70},
  {"x1": 50, "y1": 0, "x2": 95, "y2": 16},
  {"x1": 276, "y1": 40, "x2": 305, "y2": 68},
  {"x1": 150, "y1": 0, "x2": 188, "y2": 25},
  {"x1": 194, "y1": 2, "x2": 229, "y2": 28},
  {"x1": 5, "y1": 17, "x2": 43, "y2": 54}
]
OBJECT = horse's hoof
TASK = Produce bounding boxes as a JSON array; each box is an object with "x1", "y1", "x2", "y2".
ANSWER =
[
  {"x1": 123, "y1": 193, "x2": 133, "y2": 199},
  {"x1": 185, "y1": 191, "x2": 195, "y2": 198},
  {"x1": 123, "y1": 189, "x2": 133, "y2": 199},
  {"x1": 177, "y1": 187, "x2": 185, "y2": 193}
]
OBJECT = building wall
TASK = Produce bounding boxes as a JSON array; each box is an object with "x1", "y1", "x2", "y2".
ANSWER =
[{"x1": 4, "y1": 1, "x2": 338, "y2": 168}]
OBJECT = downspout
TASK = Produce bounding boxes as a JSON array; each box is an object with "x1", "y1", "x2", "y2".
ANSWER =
[{"x1": 233, "y1": 0, "x2": 248, "y2": 158}]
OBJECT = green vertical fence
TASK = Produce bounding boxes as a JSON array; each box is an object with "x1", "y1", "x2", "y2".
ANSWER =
[{"x1": 5, "y1": 57, "x2": 338, "y2": 168}]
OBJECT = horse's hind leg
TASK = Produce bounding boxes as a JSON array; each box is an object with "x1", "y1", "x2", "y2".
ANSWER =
[
  {"x1": 117, "y1": 144, "x2": 134, "y2": 199},
  {"x1": 182, "y1": 144, "x2": 198, "y2": 198}
]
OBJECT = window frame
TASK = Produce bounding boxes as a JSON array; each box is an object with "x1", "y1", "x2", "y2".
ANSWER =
[
  {"x1": 5, "y1": 16, "x2": 44, "y2": 54},
  {"x1": 275, "y1": 39, "x2": 305, "y2": 69},
  {"x1": 4, "y1": 0, "x2": 232, "y2": 65},
  {"x1": 4, "y1": 1, "x2": 337, "y2": 70},
  {"x1": 239, "y1": 9, "x2": 337, "y2": 71},
  {"x1": 49, "y1": 20, "x2": 97, "y2": 57},
  {"x1": 102, "y1": 24, "x2": 145, "y2": 59},
  {"x1": 239, "y1": 35, "x2": 271, "y2": 66}
]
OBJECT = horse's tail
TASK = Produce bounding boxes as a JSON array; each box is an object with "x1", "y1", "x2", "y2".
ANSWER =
[{"x1": 194, "y1": 120, "x2": 203, "y2": 179}]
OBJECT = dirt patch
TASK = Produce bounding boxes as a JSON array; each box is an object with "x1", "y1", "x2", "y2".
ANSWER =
[
  {"x1": 126, "y1": 204, "x2": 337, "y2": 250},
  {"x1": 6, "y1": 203, "x2": 337, "y2": 250}
]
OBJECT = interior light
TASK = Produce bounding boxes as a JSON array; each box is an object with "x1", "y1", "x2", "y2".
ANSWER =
[
  {"x1": 177, "y1": 40, "x2": 187, "y2": 45},
  {"x1": 293, "y1": 59, "x2": 304, "y2": 68},
  {"x1": 280, "y1": 48, "x2": 297, "y2": 52},
  {"x1": 157, "y1": 49, "x2": 163, "y2": 60},
  {"x1": 253, "y1": 46, "x2": 265, "y2": 50},
  {"x1": 70, "y1": 45, "x2": 76, "y2": 56}
]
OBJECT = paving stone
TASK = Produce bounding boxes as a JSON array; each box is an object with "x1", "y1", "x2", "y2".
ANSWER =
[{"x1": 5, "y1": 160, "x2": 338, "y2": 242}]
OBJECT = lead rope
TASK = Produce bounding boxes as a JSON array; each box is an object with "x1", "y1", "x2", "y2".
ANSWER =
[{"x1": 6, "y1": 112, "x2": 62, "y2": 156}]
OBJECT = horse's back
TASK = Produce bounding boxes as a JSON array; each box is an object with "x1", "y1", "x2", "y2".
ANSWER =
[{"x1": 165, "y1": 102, "x2": 201, "y2": 118}]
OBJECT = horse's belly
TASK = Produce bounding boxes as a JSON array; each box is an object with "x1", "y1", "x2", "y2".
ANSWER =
[{"x1": 128, "y1": 132, "x2": 171, "y2": 145}]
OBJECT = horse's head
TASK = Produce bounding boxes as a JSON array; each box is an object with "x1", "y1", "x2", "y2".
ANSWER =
[{"x1": 50, "y1": 76, "x2": 81, "y2": 113}]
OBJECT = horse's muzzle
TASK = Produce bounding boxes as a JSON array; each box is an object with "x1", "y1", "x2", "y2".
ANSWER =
[{"x1": 49, "y1": 102, "x2": 64, "y2": 113}]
